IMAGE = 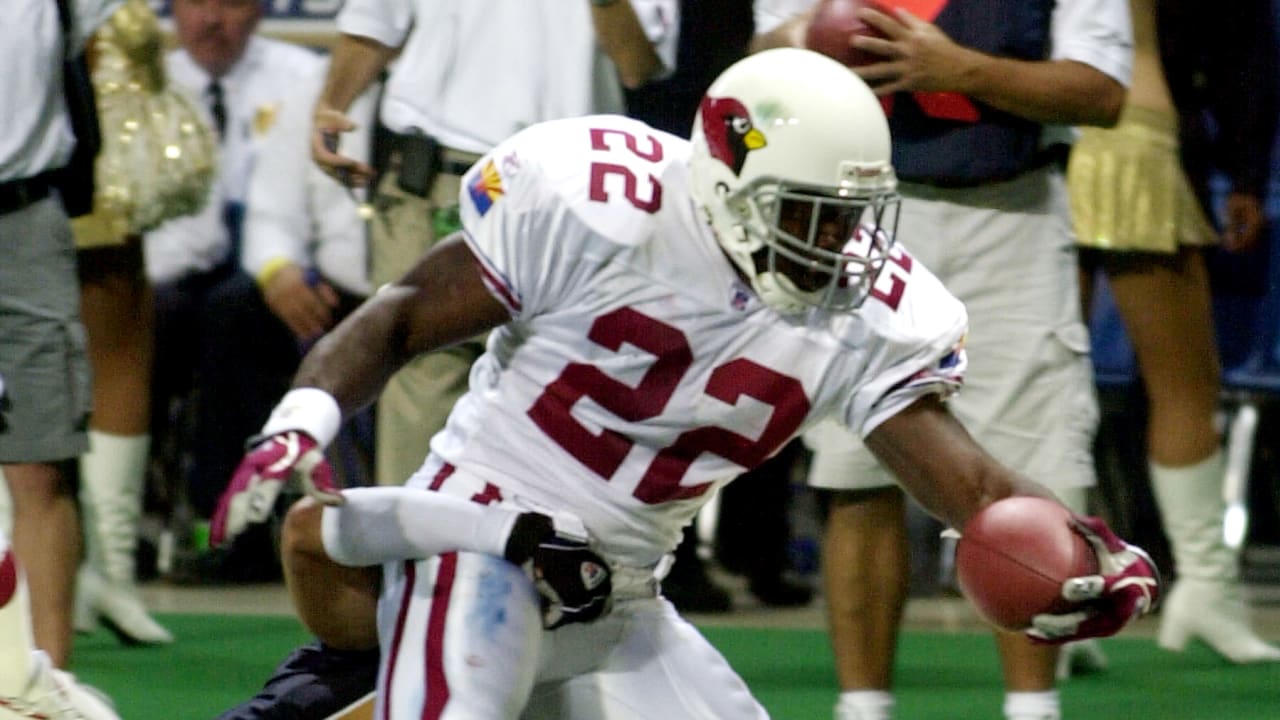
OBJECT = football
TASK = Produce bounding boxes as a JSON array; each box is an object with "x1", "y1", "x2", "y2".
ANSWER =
[
  {"x1": 803, "y1": 0, "x2": 890, "y2": 68},
  {"x1": 954, "y1": 497, "x2": 1099, "y2": 631}
]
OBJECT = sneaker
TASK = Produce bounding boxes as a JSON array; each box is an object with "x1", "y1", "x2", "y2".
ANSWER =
[{"x1": 0, "y1": 651, "x2": 119, "y2": 719}]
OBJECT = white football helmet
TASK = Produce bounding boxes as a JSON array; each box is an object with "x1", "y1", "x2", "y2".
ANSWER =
[{"x1": 689, "y1": 48, "x2": 900, "y2": 315}]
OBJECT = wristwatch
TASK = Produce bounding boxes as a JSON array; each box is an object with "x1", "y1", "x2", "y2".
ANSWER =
[{"x1": 590, "y1": 0, "x2": 621, "y2": 7}]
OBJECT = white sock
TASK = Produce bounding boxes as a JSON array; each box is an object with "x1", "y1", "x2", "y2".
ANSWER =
[
  {"x1": 835, "y1": 690, "x2": 894, "y2": 720},
  {"x1": 1004, "y1": 690, "x2": 1060, "y2": 720},
  {"x1": 321, "y1": 487, "x2": 523, "y2": 566},
  {"x1": 0, "y1": 534, "x2": 36, "y2": 696}
]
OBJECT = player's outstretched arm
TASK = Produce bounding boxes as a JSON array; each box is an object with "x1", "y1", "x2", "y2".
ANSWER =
[
  {"x1": 865, "y1": 395, "x2": 1159, "y2": 641},
  {"x1": 211, "y1": 235, "x2": 509, "y2": 546},
  {"x1": 863, "y1": 395, "x2": 1052, "y2": 531},
  {"x1": 297, "y1": 233, "x2": 509, "y2": 418}
]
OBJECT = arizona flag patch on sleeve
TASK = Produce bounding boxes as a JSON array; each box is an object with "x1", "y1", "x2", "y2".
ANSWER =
[{"x1": 467, "y1": 159, "x2": 506, "y2": 216}]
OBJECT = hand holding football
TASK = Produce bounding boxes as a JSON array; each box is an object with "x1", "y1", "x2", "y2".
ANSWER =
[
  {"x1": 954, "y1": 497, "x2": 1099, "y2": 631},
  {"x1": 804, "y1": 0, "x2": 890, "y2": 68}
]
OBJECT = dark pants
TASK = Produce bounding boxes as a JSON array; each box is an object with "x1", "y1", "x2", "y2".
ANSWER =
[
  {"x1": 215, "y1": 641, "x2": 378, "y2": 720},
  {"x1": 152, "y1": 268, "x2": 361, "y2": 519}
]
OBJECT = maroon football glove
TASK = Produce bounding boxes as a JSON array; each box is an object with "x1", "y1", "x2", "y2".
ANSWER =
[
  {"x1": 210, "y1": 431, "x2": 343, "y2": 548},
  {"x1": 1026, "y1": 515, "x2": 1161, "y2": 644}
]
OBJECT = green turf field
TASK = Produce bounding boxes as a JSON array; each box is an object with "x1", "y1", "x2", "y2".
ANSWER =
[{"x1": 71, "y1": 614, "x2": 1279, "y2": 719}]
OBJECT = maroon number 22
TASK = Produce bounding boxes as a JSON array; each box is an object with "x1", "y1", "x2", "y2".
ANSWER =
[{"x1": 528, "y1": 307, "x2": 810, "y2": 504}]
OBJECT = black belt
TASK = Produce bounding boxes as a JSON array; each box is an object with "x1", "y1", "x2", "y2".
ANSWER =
[
  {"x1": 901, "y1": 145, "x2": 1070, "y2": 189},
  {"x1": 381, "y1": 131, "x2": 480, "y2": 197},
  {"x1": 0, "y1": 172, "x2": 55, "y2": 215},
  {"x1": 389, "y1": 132, "x2": 475, "y2": 176}
]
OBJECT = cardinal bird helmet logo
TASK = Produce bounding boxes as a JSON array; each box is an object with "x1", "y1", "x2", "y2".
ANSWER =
[{"x1": 697, "y1": 96, "x2": 767, "y2": 176}]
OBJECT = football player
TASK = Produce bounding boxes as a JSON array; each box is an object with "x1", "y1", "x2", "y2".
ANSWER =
[
  {"x1": 213, "y1": 48, "x2": 1158, "y2": 719},
  {"x1": 1, "y1": 529, "x2": 120, "y2": 719}
]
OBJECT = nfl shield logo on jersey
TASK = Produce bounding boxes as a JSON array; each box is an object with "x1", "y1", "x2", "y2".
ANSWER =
[{"x1": 580, "y1": 560, "x2": 609, "y2": 591}]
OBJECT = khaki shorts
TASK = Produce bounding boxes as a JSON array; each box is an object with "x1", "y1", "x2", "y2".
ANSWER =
[
  {"x1": 806, "y1": 166, "x2": 1098, "y2": 495},
  {"x1": 1068, "y1": 105, "x2": 1216, "y2": 253},
  {"x1": 0, "y1": 198, "x2": 92, "y2": 462},
  {"x1": 371, "y1": 153, "x2": 487, "y2": 487}
]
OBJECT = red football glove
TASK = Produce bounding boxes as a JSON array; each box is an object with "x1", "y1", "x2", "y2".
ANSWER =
[
  {"x1": 210, "y1": 431, "x2": 344, "y2": 548},
  {"x1": 1026, "y1": 515, "x2": 1161, "y2": 644}
]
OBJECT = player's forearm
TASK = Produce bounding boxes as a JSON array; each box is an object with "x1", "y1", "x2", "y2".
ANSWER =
[
  {"x1": 291, "y1": 286, "x2": 424, "y2": 421},
  {"x1": 956, "y1": 56, "x2": 1126, "y2": 127},
  {"x1": 319, "y1": 33, "x2": 397, "y2": 114},
  {"x1": 591, "y1": 0, "x2": 663, "y2": 89},
  {"x1": 865, "y1": 397, "x2": 1054, "y2": 529},
  {"x1": 321, "y1": 487, "x2": 523, "y2": 566},
  {"x1": 292, "y1": 236, "x2": 508, "y2": 422}
]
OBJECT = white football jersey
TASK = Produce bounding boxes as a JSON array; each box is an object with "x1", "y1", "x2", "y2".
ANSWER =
[{"x1": 424, "y1": 114, "x2": 968, "y2": 568}]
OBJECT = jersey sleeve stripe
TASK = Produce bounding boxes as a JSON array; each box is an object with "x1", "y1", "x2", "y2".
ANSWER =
[{"x1": 463, "y1": 233, "x2": 523, "y2": 314}]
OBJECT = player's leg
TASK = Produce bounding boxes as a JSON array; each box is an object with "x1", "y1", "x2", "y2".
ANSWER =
[
  {"x1": 280, "y1": 499, "x2": 382, "y2": 650},
  {"x1": 804, "y1": 420, "x2": 903, "y2": 720},
  {"x1": 376, "y1": 552, "x2": 542, "y2": 719},
  {"x1": 1, "y1": 529, "x2": 120, "y2": 719},
  {"x1": 524, "y1": 598, "x2": 768, "y2": 720},
  {"x1": 1105, "y1": 247, "x2": 1279, "y2": 662}
]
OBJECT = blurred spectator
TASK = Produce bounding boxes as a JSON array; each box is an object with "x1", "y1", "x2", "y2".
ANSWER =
[
  {"x1": 1069, "y1": 0, "x2": 1279, "y2": 663},
  {"x1": 144, "y1": 0, "x2": 325, "y2": 580},
  {"x1": 72, "y1": 0, "x2": 216, "y2": 646},
  {"x1": 753, "y1": 1, "x2": 1132, "y2": 718},
  {"x1": 0, "y1": 0, "x2": 118, "y2": 671}
]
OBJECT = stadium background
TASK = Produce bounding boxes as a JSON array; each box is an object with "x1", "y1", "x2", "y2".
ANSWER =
[{"x1": 99, "y1": 3, "x2": 1280, "y2": 718}]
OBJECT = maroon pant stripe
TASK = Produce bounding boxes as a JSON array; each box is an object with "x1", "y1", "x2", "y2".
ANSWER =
[
  {"x1": 422, "y1": 552, "x2": 458, "y2": 719},
  {"x1": 381, "y1": 561, "x2": 418, "y2": 720}
]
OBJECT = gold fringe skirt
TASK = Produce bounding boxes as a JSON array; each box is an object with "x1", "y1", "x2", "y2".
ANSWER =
[{"x1": 1068, "y1": 105, "x2": 1215, "y2": 253}]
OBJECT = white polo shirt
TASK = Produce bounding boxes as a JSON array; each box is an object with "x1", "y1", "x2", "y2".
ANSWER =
[
  {"x1": 240, "y1": 63, "x2": 377, "y2": 298},
  {"x1": 336, "y1": 0, "x2": 680, "y2": 154},
  {"x1": 144, "y1": 36, "x2": 325, "y2": 284},
  {"x1": 0, "y1": 0, "x2": 121, "y2": 181}
]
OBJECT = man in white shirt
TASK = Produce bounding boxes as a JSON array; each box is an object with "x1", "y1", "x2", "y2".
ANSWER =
[
  {"x1": 240, "y1": 70, "x2": 377, "y2": 346},
  {"x1": 1, "y1": 0, "x2": 123, "y2": 715},
  {"x1": 752, "y1": 2, "x2": 1133, "y2": 718},
  {"x1": 194, "y1": 66, "x2": 379, "y2": 514}
]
